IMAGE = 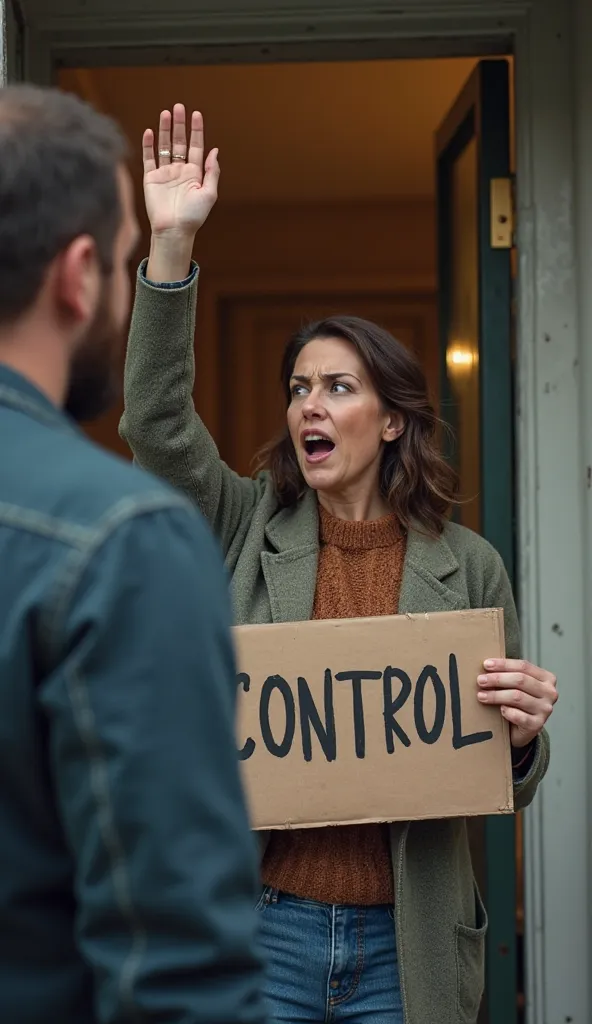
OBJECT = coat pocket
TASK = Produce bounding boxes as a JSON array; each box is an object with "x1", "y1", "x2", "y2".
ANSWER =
[{"x1": 454, "y1": 882, "x2": 488, "y2": 1023}]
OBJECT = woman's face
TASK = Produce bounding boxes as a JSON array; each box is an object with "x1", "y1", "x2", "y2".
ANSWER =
[{"x1": 286, "y1": 336, "x2": 404, "y2": 505}]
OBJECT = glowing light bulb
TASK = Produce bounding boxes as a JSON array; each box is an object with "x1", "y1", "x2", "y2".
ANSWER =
[{"x1": 446, "y1": 343, "x2": 476, "y2": 373}]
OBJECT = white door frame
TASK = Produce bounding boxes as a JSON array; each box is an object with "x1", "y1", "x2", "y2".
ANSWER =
[
  {"x1": 0, "y1": 0, "x2": 6, "y2": 86},
  {"x1": 0, "y1": 0, "x2": 24, "y2": 84},
  {"x1": 19, "y1": 1, "x2": 591, "y2": 1021}
]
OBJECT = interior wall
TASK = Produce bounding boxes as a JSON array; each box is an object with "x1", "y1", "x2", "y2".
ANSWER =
[
  {"x1": 58, "y1": 60, "x2": 479, "y2": 202},
  {"x1": 82, "y1": 193, "x2": 437, "y2": 458},
  {"x1": 190, "y1": 199, "x2": 435, "y2": 278},
  {"x1": 58, "y1": 63, "x2": 442, "y2": 462}
]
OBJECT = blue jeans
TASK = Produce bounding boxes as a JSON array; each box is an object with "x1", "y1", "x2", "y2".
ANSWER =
[{"x1": 256, "y1": 887, "x2": 404, "y2": 1023}]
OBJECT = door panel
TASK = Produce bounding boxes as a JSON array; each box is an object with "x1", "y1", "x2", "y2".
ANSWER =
[
  {"x1": 216, "y1": 292, "x2": 438, "y2": 476},
  {"x1": 436, "y1": 59, "x2": 517, "y2": 1024}
]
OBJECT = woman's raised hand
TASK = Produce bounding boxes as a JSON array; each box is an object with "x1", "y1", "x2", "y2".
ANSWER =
[{"x1": 143, "y1": 104, "x2": 219, "y2": 240}]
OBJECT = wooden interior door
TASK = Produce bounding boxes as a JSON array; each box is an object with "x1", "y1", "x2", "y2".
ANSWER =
[{"x1": 215, "y1": 291, "x2": 438, "y2": 476}]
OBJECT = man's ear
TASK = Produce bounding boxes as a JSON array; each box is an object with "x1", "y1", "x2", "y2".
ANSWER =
[
  {"x1": 53, "y1": 235, "x2": 101, "y2": 324},
  {"x1": 383, "y1": 409, "x2": 405, "y2": 443}
]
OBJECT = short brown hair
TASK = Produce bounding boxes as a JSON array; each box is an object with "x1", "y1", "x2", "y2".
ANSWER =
[
  {"x1": 0, "y1": 85, "x2": 128, "y2": 325},
  {"x1": 258, "y1": 315, "x2": 458, "y2": 535}
]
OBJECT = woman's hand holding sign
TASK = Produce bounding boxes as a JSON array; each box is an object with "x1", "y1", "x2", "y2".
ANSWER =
[{"x1": 477, "y1": 659, "x2": 557, "y2": 753}]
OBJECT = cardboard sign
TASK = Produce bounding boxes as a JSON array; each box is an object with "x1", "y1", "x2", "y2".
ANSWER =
[{"x1": 234, "y1": 609, "x2": 513, "y2": 829}]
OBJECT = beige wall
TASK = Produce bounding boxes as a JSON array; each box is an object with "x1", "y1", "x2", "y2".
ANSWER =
[
  {"x1": 194, "y1": 199, "x2": 435, "y2": 276},
  {"x1": 60, "y1": 62, "x2": 440, "y2": 460},
  {"x1": 86, "y1": 197, "x2": 437, "y2": 458},
  {"x1": 58, "y1": 60, "x2": 478, "y2": 203}
]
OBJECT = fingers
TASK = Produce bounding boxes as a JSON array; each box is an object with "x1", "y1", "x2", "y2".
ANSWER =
[
  {"x1": 157, "y1": 109, "x2": 172, "y2": 166},
  {"x1": 203, "y1": 147, "x2": 220, "y2": 199},
  {"x1": 188, "y1": 110, "x2": 205, "y2": 179},
  {"x1": 481, "y1": 688, "x2": 549, "y2": 749},
  {"x1": 500, "y1": 704, "x2": 539, "y2": 735},
  {"x1": 478, "y1": 671, "x2": 549, "y2": 700},
  {"x1": 479, "y1": 660, "x2": 558, "y2": 711},
  {"x1": 142, "y1": 128, "x2": 156, "y2": 174},
  {"x1": 477, "y1": 687, "x2": 546, "y2": 716},
  {"x1": 147, "y1": 106, "x2": 214, "y2": 200},
  {"x1": 483, "y1": 658, "x2": 555, "y2": 685},
  {"x1": 151, "y1": 106, "x2": 206, "y2": 173},
  {"x1": 477, "y1": 658, "x2": 557, "y2": 748},
  {"x1": 172, "y1": 103, "x2": 188, "y2": 164}
]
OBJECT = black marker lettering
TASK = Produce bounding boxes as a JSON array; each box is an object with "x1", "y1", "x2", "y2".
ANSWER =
[
  {"x1": 260, "y1": 675, "x2": 296, "y2": 758},
  {"x1": 298, "y1": 670, "x2": 337, "y2": 763},
  {"x1": 414, "y1": 665, "x2": 446, "y2": 744},
  {"x1": 450, "y1": 653, "x2": 493, "y2": 749},
  {"x1": 237, "y1": 673, "x2": 256, "y2": 761},
  {"x1": 335, "y1": 670, "x2": 382, "y2": 759},
  {"x1": 382, "y1": 667, "x2": 412, "y2": 753}
]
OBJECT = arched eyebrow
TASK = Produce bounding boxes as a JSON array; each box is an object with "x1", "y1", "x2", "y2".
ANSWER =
[{"x1": 289, "y1": 372, "x2": 362, "y2": 385}]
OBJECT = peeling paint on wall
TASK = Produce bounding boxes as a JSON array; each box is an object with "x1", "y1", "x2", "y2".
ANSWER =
[{"x1": 536, "y1": 180, "x2": 575, "y2": 300}]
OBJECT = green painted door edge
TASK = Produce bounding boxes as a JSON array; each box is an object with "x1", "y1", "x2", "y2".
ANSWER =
[{"x1": 436, "y1": 59, "x2": 517, "y2": 1024}]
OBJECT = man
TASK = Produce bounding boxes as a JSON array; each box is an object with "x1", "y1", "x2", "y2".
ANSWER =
[{"x1": 0, "y1": 85, "x2": 265, "y2": 1024}]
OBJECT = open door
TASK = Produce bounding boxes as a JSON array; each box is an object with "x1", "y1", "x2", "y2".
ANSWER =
[{"x1": 436, "y1": 60, "x2": 517, "y2": 1024}]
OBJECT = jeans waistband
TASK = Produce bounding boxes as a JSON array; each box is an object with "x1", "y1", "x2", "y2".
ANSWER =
[{"x1": 260, "y1": 886, "x2": 394, "y2": 911}]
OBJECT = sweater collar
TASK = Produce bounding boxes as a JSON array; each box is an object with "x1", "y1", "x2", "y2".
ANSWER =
[{"x1": 318, "y1": 503, "x2": 404, "y2": 550}]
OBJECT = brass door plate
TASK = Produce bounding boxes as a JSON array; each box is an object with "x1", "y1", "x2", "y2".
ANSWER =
[{"x1": 491, "y1": 178, "x2": 514, "y2": 248}]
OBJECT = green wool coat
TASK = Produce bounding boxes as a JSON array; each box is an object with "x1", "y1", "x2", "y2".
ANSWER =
[{"x1": 120, "y1": 262, "x2": 550, "y2": 1024}]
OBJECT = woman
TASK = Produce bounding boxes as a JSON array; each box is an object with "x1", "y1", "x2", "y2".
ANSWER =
[{"x1": 121, "y1": 104, "x2": 557, "y2": 1024}]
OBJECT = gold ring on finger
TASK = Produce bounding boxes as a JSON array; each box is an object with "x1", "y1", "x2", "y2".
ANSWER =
[{"x1": 172, "y1": 153, "x2": 186, "y2": 162}]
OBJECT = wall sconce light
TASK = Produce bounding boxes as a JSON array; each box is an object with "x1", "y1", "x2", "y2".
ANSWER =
[{"x1": 446, "y1": 342, "x2": 477, "y2": 374}]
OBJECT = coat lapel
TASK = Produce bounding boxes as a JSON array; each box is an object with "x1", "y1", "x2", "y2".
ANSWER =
[
  {"x1": 399, "y1": 525, "x2": 463, "y2": 613},
  {"x1": 262, "y1": 493, "x2": 463, "y2": 622},
  {"x1": 261, "y1": 489, "x2": 319, "y2": 623}
]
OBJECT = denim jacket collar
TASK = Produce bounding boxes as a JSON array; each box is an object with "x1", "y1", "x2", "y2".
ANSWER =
[{"x1": 0, "y1": 364, "x2": 76, "y2": 434}]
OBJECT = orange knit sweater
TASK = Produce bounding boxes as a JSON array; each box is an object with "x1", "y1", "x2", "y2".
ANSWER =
[{"x1": 261, "y1": 504, "x2": 407, "y2": 905}]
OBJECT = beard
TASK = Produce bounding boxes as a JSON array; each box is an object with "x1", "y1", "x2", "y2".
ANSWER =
[{"x1": 65, "y1": 285, "x2": 125, "y2": 423}]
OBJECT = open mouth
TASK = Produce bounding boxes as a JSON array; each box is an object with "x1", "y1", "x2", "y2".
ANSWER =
[{"x1": 303, "y1": 433, "x2": 336, "y2": 463}]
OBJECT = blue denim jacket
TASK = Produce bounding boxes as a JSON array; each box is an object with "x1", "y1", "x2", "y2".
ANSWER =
[{"x1": 0, "y1": 365, "x2": 264, "y2": 1024}]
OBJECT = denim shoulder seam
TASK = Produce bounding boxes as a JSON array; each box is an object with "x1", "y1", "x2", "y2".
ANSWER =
[
  {"x1": 40, "y1": 490, "x2": 193, "y2": 665},
  {"x1": 39, "y1": 491, "x2": 192, "y2": 1015},
  {"x1": 0, "y1": 502, "x2": 93, "y2": 548},
  {"x1": 65, "y1": 660, "x2": 148, "y2": 1019}
]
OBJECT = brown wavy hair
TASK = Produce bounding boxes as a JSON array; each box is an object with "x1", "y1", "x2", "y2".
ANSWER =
[{"x1": 256, "y1": 315, "x2": 459, "y2": 536}]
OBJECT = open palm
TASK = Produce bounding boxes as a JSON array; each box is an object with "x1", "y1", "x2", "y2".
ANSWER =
[{"x1": 143, "y1": 105, "x2": 219, "y2": 237}]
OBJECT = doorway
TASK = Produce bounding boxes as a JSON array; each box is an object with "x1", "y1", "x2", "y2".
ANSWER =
[
  {"x1": 59, "y1": 54, "x2": 520, "y2": 1024},
  {"x1": 59, "y1": 57, "x2": 480, "y2": 462}
]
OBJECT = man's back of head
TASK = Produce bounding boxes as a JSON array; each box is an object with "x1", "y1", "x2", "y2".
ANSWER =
[{"x1": 0, "y1": 85, "x2": 138, "y2": 421}]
